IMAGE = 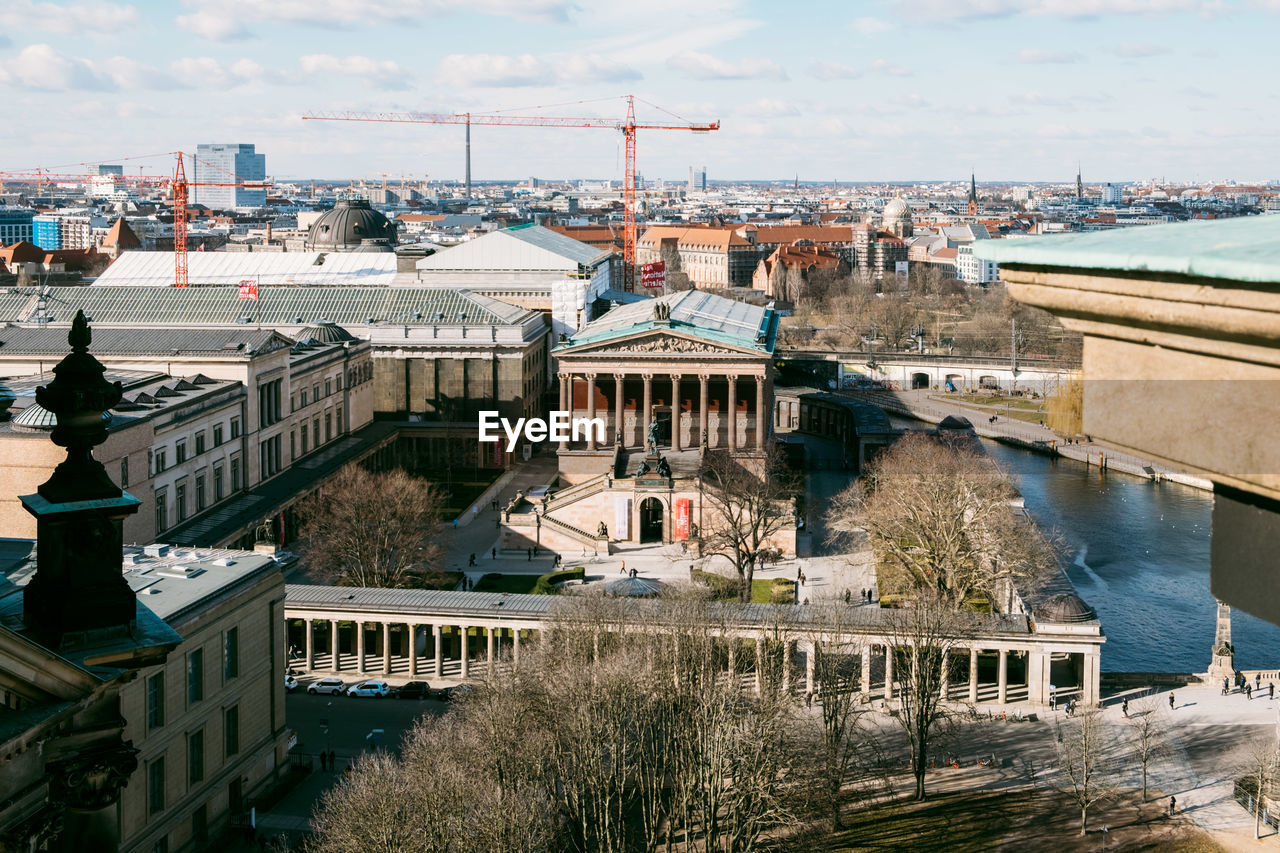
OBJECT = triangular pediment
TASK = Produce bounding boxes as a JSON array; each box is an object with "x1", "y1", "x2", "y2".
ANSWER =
[{"x1": 561, "y1": 330, "x2": 762, "y2": 358}]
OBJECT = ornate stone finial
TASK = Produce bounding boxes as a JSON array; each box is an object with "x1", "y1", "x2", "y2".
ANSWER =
[
  {"x1": 35, "y1": 311, "x2": 123, "y2": 502},
  {"x1": 653, "y1": 301, "x2": 671, "y2": 322}
]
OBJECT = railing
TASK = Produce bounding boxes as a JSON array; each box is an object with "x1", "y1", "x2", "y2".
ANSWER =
[
  {"x1": 781, "y1": 349, "x2": 1079, "y2": 371},
  {"x1": 543, "y1": 474, "x2": 609, "y2": 513},
  {"x1": 541, "y1": 513, "x2": 599, "y2": 545}
]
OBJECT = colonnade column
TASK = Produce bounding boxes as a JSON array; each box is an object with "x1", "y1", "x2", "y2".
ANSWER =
[
  {"x1": 805, "y1": 641, "x2": 815, "y2": 695},
  {"x1": 558, "y1": 374, "x2": 571, "y2": 450},
  {"x1": 614, "y1": 373, "x2": 625, "y2": 446},
  {"x1": 513, "y1": 628, "x2": 521, "y2": 670},
  {"x1": 585, "y1": 374, "x2": 597, "y2": 451},
  {"x1": 754, "y1": 636, "x2": 765, "y2": 697},
  {"x1": 433, "y1": 625, "x2": 443, "y2": 677},
  {"x1": 487, "y1": 626, "x2": 496, "y2": 672},
  {"x1": 330, "y1": 619, "x2": 339, "y2": 671},
  {"x1": 968, "y1": 648, "x2": 979, "y2": 703},
  {"x1": 356, "y1": 621, "x2": 365, "y2": 673},
  {"x1": 459, "y1": 625, "x2": 470, "y2": 679},
  {"x1": 755, "y1": 375, "x2": 765, "y2": 450},
  {"x1": 861, "y1": 644, "x2": 872, "y2": 697},
  {"x1": 304, "y1": 619, "x2": 314, "y2": 671},
  {"x1": 727, "y1": 375, "x2": 738, "y2": 452},
  {"x1": 884, "y1": 645, "x2": 894, "y2": 701},
  {"x1": 781, "y1": 639, "x2": 793, "y2": 694},
  {"x1": 642, "y1": 374, "x2": 653, "y2": 450},
  {"x1": 382, "y1": 623, "x2": 391, "y2": 675},
  {"x1": 671, "y1": 374, "x2": 682, "y2": 451},
  {"x1": 939, "y1": 648, "x2": 949, "y2": 702},
  {"x1": 408, "y1": 624, "x2": 418, "y2": 676},
  {"x1": 997, "y1": 649, "x2": 1008, "y2": 705},
  {"x1": 698, "y1": 374, "x2": 709, "y2": 448}
]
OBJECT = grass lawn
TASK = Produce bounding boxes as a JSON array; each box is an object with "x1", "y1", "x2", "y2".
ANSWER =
[
  {"x1": 933, "y1": 398, "x2": 1051, "y2": 426},
  {"x1": 776, "y1": 789, "x2": 1223, "y2": 853},
  {"x1": 751, "y1": 578, "x2": 796, "y2": 604}
]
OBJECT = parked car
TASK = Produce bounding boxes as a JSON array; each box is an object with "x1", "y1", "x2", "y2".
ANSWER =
[
  {"x1": 346, "y1": 680, "x2": 391, "y2": 698},
  {"x1": 436, "y1": 684, "x2": 474, "y2": 702},
  {"x1": 284, "y1": 672, "x2": 299, "y2": 692},
  {"x1": 394, "y1": 681, "x2": 430, "y2": 700},
  {"x1": 307, "y1": 678, "x2": 345, "y2": 695}
]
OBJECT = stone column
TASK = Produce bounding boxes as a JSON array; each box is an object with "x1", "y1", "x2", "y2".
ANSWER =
[
  {"x1": 304, "y1": 618, "x2": 314, "y2": 671},
  {"x1": 755, "y1": 374, "x2": 765, "y2": 450},
  {"x1": 459, "y1": 625, "x2": 470, "y2": 679},
  {"x1": 558, "y1": 374, "x2": 571, "y2": 450},
  {"x1": 642, "y1": 374, "x2": 653, "y2": 451},
  {"x1": 433, "y1": 624, "x2": 443, "y2": 678},
  {"x1": 884, "y1": 645, "x2": 894, "y2": 701},
  {"x1": 997, "y1": 648, "x2": 1008, "y2": 705},
  {"x1": 805, "y1": 641, "x2": 816, "y2": 694},
  {"x1": 698, "y1": 374, "x2": 709, "y2": 448},
  {"x1": 487, "y1": 626, "x2": 496, "y2": 672},
  {"x1": 356, "y1": 621, "x2": 365, "y2": 673},
  {"x1": 968, "y1": 648, "x2": 979, "y2": 703},
  {"x1": 755, "y1": 636, "x2": 765, "y2": 697},
  {"x1": 614, "y1": 373, "x2": 625, "y2": 446},
  {"x1": 585, "y1": 374, "x2": 597, "y2": 451},
  {"x1": 330, "y1": 619, "x2": 339, "y2": 671},
  {"x1": 1083, "y1": 651, "x2": 1100, "y2": 706},
  {"x1": 671, "y1": 374, "x2": 682, "y2": 451},
  {"x1": 861, "y1": 644, "x2": 872, "y2": 697},
  {"x1": 727, "y1": 639, "x2": 737, "y2": 680},
  {"x1": 727, "y1": 375, "x2": 738, "y2": 452},
  {"x1": 408, "y1": 624, "x2": 418, "y2": 676},
  {"x1": 782, "y1": 640, "x2": 793, "y2": 694},
  {"x1": 513, "y1": 628, "x2": 521, "y2": 670},
  {"x1": 939, "y1": 648, "x2": 949, "y2": 701},
  {"x1": 378, "y1": 622, "x2": 389, "y2": 676}
]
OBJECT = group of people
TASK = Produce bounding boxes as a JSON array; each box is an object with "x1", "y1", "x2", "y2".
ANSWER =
[
  {"x1": 1222, "y1": 672, "x2": 1274, "y2": 700},
  {"x1": 842, "y1": 588, "x2": 876, "y2": 605}
]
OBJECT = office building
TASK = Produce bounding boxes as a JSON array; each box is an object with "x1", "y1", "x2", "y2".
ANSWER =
[
  {"x1": 192, "y1": 144, "x2": 267, "y2": 210},
  {"x1": 1101, "y1": 183, "x2": 1124, "y2": 204},
  {"x1": 0, "y1": 206, "x2": 34, "y2": 245}
]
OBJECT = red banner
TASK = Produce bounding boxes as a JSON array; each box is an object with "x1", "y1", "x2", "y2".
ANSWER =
[
  {"x1": 641, "y1": 260, "x2": 666, "y2": 289},
  {"x1": 675, "y1": 497, "x2": 691, "y2": 540},
  {"x1": 238, "y1": 279, "x2": 258, "y2": 300}
]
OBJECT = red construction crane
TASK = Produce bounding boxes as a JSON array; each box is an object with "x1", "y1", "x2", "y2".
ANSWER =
[
  {"x1": 302, "y1": 95, "x2": 719, "y2": 291},
  {"x1": 0, "y1": 151, "x2": 271, "y2": 287}
]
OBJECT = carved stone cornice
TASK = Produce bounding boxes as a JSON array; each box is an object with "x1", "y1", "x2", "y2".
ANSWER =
[{"x1": 47, "y1": 743, "x2": 139, "y2": 811}]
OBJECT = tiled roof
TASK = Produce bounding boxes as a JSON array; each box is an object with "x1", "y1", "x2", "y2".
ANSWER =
[
  {"x1": 0, "y1": 285, "x2": 535, "y2": 327},
  {"x1": 744, "y1": 225, "x2": 856, "y2": 245},
  {"x1": 638, "y1": 225, "x2": 753, "y2": 250}
]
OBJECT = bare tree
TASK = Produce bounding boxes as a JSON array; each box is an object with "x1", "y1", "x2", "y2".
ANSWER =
[
  {"x1": 296, "y1": 464, "x2": 445, "y2": 588},
  {"x1": 698, "y1": 447, "x2": 800, "y2": 603},
  {"x1": 829, "y1": 433, "x2": 1056, "y2": 609},
  {"x1": 1054, "y1": 707, "x2": 1117, "y2": 834},
  {"x1": 1124, "y1": 696, "x2": 1168, "y2": 802},
  {"x1": 1239, "y1": 736, "x2": 1280, "y2": 839}
]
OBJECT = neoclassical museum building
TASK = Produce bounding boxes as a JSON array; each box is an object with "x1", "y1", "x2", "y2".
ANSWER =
[{"x1": 501, "y1": 290, "x2": 795, "y2": 554}]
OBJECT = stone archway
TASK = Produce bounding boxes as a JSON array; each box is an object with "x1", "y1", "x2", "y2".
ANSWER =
[
  {"x1": 639, "y1": 497, "x2": 664, "y2": 543},
  {"x1": 911, "y1": 372, "x2": 930, "y2": 390}
]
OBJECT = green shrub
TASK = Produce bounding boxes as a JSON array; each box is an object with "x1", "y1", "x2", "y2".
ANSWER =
[
  {"x1": 691, "y1": 569, "x2": 740, "y2": 600},
  {"x1": 533, "y1": 566, "x2": 584, "y2": 595}
]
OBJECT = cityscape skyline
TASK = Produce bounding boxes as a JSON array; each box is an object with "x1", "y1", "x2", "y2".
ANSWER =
[{"x1": 0, "y1": 1, "x2": 1277, "y2": 183}]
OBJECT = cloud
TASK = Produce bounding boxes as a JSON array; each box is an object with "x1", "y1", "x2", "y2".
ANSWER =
[
  {"x1": 1017, "y1": 49, "x2": 1081, "y2": 64},
  {"x1": 434, "y1": 52, "x2": 639, "y2": 87},
  {"x1": 666, "y1": 52, "x2": 787, "y2": 80},
  {"x1": 739, "y1": 98, "x2": 801, "y2": 118},
  {"x1": 808, "y1": 61, "x2": 861, "y2": 80},
  {"x1": 299, "y1": 54, "x2": 411, "y2": 90},
  {"x1": 0, "y1": 44, "x2": 114, "y2": 91},
  {"x1": 0, "y1": 35, "x2": 10, "y2": 50},
  {"x1": 1112, "y1": 42, "x2": 1171, "y2": 57},
  {"x1": 896, "y1": 0, "x2": 1210, "y2": 19},
  {"x1": 174, "y1": 0, "x2": 575, "y2": 32},
  {"x1": 1179, "y1": 85, "x2": 1214, "y2": 98},
  {"x1": 1009, "y1": 91, "x2": 1114, "y2": 110},
  {"x1": 175, "y1": 11, "x2": 250, "y2": 41},
  {"x1": 0, "y1": 1, "x2": 141, "y2": 35},
  {"x1": 169, "y1": 56, "x2": 265, "y2": 89},
  {"x1": 868, "y1": 59, "x2": 912, "y2": 76},
  {"x1": 853, "y1": 16, "x2": 892, "y2": 34}
]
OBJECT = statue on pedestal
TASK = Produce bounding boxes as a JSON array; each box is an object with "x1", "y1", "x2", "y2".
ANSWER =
[{"x1": 647, "y1": 419, "x2": 661, "y2": 455}]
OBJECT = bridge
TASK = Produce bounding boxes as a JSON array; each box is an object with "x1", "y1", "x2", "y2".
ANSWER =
[
  {"x1": 283, "y1": 584, "x2": 1104, "y2": 707},
  {"x1": 780, "y1": 350, "x2": 1077, "y2": 394}
]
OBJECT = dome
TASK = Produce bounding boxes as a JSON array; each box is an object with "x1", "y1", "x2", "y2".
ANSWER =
[
  {"x1": 12, "y1": 402, "x2": 111, "y2": 432},
  {"x1": 883, "y1": 197, "x2": 909, "y2": 219},
  {"x1": 301, "y1": 321, "x2": 357, "y2": 344},
  {"x1": 605, "y1": 577, "x2": 667, "y2": 598},
  {"x1": 303, "y1": 199, "x2": 397, "y2": 252},
  {"x1": 1034, "y1": 593, "x2": 1097, "y2": 624}
]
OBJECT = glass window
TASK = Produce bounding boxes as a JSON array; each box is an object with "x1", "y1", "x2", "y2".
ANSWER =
[
  {"x1": 325, "y1": 379, "x2": 331, "y2": 397},
  {"x1": 313, "y1": 418, "x2": 320, "y2": 446},
  {"x1": 187, "y1": 648, "x2": 203, "y2": 705},
  {"x1": 300, "y1": 424, "x2": 308, "y2": 453},
  {"x1": 224, "y1": 627, "x2": 238, "y2": 681},
  {"x1": 147, "y1": 672, "x2": 164, "y2": 729},
  {"x1": 175, "y1": 440, "x2": 187, "y2": 464},
  {"x1": 325, "y1": 412, "x2": 332, "y2": 442},
  {"x1": 301, "y1": 390, "x2": 308, "y2": 407},
  {"x1": 213, "y1": 424, "x2": 224, "y2": 447},
  {"x1": 155, "y1": 449, "x2": 167, "y2": 473},
  {"x1": 195, "y1": 431, "x2": 205, "y2": 455},
  {"x1": 188, "y1": 729, "x2": 204, "y2": 785},
  {"x1": 175, "y1": 484, "x2": 187, "y2": 522},
  {"x1": 196, "y1": 475, "x2": 206, "y2": 512},
  {"x1": 230, "y1": 417, "x2": 241, "y2": 439},
  {"x1": 336, "y1": 374, "x2": 342, "y2": 391},
  {"x1": 155, "y1": 491, "x2": 168, "y2": 533},
  {"x1": 231, "y1": 457, "x2": 241, "y2": 492},
  {"x1": 148, "y1": 757, "x2": 165, "y2": 815},
  {"x1": 224, "y1": 705, "x2": 239, "y2": 758},
  {"x1": 336, "y1": 407, "x2": 343, "y2": 435},
  {"x1": 213, "y1": 465, "x2": 223, "y2": 502},
  {"x1": 290, "y1": 431, "x2": 296, "y2": 461}
]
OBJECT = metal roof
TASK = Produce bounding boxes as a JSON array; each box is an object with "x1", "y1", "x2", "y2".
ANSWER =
[
  {"x1": 0, "y1": 285, "x2": 535, "y2": 328},
  {"x1": 559, "y1": 289, "x2": 778, "y2": 353},
  {"x1": 975, "y1": 215, "x2": 1280, "y2": 283},
  {"x1": 0, "y1": 325, "x2": 286, "y2": 357},
  {"x1": 417, "y1": 224, "x2": 609, "y2": 272},
  {"x1": 94, "y1": 250, "x2": 399, "y2": 286}
]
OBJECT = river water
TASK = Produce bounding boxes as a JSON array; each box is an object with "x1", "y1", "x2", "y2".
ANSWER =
[{"x1": 979, "y1": 439, "x2": 1280, "y2": 673}]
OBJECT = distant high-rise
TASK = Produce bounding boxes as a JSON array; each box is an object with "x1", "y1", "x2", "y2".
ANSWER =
[
  {"x1": 700, "y1": 166, "x2": 707, "y2": 192},
  {"x1": 1076, "y1": 166, "x2": 1083, "y2": 199},
  {"x1": 1101, "y1": 182, "x2": 1123, "y2": 204},
  {"x1": 192, "y1": 143, "x2": 266, "y2": 209}
]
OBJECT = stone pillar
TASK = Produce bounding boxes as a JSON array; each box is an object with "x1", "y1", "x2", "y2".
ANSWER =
[
  {"x1": 861, "y1": 644, "x2": 872, "y2": 697},
  {"x1": 459, "y1": 625, "x2": 470, "y2": 679},
  {"x1": 755, "y1": 375, "x2": 765, "y2": 450},
  {"x1": 585, "y1": 374, "x2": 597, "y2": 451},
  {"x1": 755, "y1": 636, "x2": 765, "y2": 697},
  {"x1": 805, "y1": 641, "x2": 816, "y2": 694},
  {"x1": 408, "y1": 624, "x2": 418, "y2": 676},
  {"x1": 884, "y1": 645, "x2": 894, "y2": 701},
  {"x1": 614, "y1": 373, "x2": 625, "y2": 446},
  {"x1": 433, "y1": 624, "x2": 443, "y2": 677},
  {"x1": 330, "y1": 619, "x2": 339, "y2": 671},
  {"x1": 382, "y1": 623, "x2": 391, "y2": 675},
  {"x1": 782, "y1": 640, "x2": 793, "y2": 694},
  {"x1": 304, "y1": 618, "x2": 314, "y2": 671},
  {"x1": 671, "y1": 374, "x2": 682, "y2": 451},
  {"x1": 642, "y1": 374, "x2": 653, "y2": 450},
  {"x1": 558, "y1": 374, "x2": 571, "y2": 450},
  {"x1": 1083, "y1": 651, "x2": 1100, "y2": 706},
  {"x1": 1027, "y1": 651, "x2": 1046, "y2": 705},
  {"x1": 487, "y1": 626, "x2": 496, "y2": 672},
  {"x1": 727, "y1": 640, "x2": 737, "y2": 680},
  {"x1": 727, "y1": 375, "x2": 738, "y2": 452},
  {"x1": 997, "y1": 648, "x2": 1008, "y2": 705},
  {"x1": 513, "y1": 628, "x2": 521, "y2": 669},
  {"x1": 940, "y1": 648, "x2": 949, "y2": 701},
  {"x1": 356, "y1": 621, "x2": 365, "y2": 673},
  {"x1": 968, "y1": 648, "x2": 979, "y2": 703},
  {"x1": 698, "y1": 374, "x2": 709, "y2": 448}
]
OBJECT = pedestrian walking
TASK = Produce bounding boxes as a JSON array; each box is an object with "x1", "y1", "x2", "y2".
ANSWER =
[
  {"x1": 328, "y1": 749, "x2": 336, "y2": 770},
  {"x1": 1121, "y1": 698, "x2": 1128, "y2": 718},
  {"x1": 1169, "y1": 692, "x2": 1175, "y2": 711},
  {"x1": 620, "y1": 561, "x2": 626, "y2": 575},
  {"x1": 492, "y1": 548, "x2": 497, "y2": 559},
  {"x1": 320, "y1": 751, "x2": 327, "y2": 772},
  {"x1": 805, "y1": 690, "x2": 813, "y2": 708},
  {"x1": 1223, "y1": 676, "x2": 1230, "y2": 695},
  {"x1": 844, "y1": 589, "x2": 851, "y2": 604},
  {"x1": 1246, "y1": 684, "x2": 1253, "y2": 700},
  {"x1": 1169, "y1": 796, "x2": 1176, "y2": 816},
  {"x1": 1271, "y1": 683, "x2": 1275, "y2": 700},
  {"x1": 527, "y1": 548, "x2": 532, "y2": 561},
  {"x1": 468, "y1": 553, "x2": 476, "y2": 567},
  {"x1": 1257, "y1": 673, "x2": 1262, "y2": 691}
]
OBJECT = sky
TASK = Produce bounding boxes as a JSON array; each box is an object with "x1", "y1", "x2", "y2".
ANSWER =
[{"x1": 0, "y1": 0, "x2": 1277, "y2": 185}]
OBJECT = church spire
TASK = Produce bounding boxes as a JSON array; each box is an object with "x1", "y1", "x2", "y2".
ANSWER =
[
  {"x1": 967, "y1": 173, "x2": 978, "y2": 216},
  {"x1": 1076, "y1": 163, "x2": 1083, "y2": 199}
]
